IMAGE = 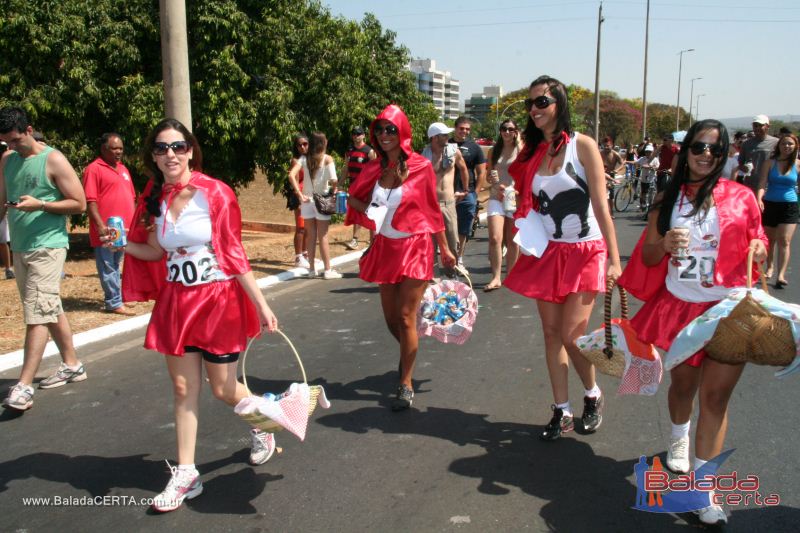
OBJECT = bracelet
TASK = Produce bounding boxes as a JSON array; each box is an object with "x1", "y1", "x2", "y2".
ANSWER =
[{"x1": 40, "y1": 200, "x2": 46, "y2": 211}]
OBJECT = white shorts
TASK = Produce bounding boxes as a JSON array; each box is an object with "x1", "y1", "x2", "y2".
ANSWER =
[
  {"x1": 0, "y1": 216, "x2": 9, "y2": 243},
  {"x1": 486, "y1": 198, "x2": 514, "y2": 219},
  {"x1": 300, "y1": 199, "x2": 331, "y2": 221}
]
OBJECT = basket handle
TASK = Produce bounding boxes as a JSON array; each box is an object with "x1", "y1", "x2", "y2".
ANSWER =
[
  {"x1": 603, "y1": 278, "x2": 628, "y2": 358},
  {"x1": 745, "y1": 245, "x2": 769, "y2": 293},
  {"x1": 453, "y1": 264, "x2": 473, "y2": 290},
  {"x1": 241, "y1": 329, "x2": 308, "y2": 397}
]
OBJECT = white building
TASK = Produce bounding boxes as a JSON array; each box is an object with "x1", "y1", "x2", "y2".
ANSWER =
[{"x1": 409, "y1": 59, "x2": 460, "y2": 120}]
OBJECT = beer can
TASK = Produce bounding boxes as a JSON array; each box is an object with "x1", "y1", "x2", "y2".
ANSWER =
[
  {"x1": 503, "y1": 185, "x2": 517, "y2": 213},
  {"x1": 336, "y1": 191, "x2": 348, "y2": 214},
  {"x1": 106, "y1": 216, "x2": 127, "y2": 247}
]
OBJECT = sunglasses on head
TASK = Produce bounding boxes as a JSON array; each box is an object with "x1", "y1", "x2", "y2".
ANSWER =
[
  {"x1": 500, "y1": 126, "x2": 516, "y2": 133},
  {"x1": 525, "y1": 95, "x2": 557, "y2": 111},
  {"x1": 373, "y1": 124, "x2": 399, "y2": 136},
  {"x1": 688, "y1": 142, "x2": 724, "y2": 158},
  {"x1": 152, "y1": 141, "x2": 190, "y2": 156}
]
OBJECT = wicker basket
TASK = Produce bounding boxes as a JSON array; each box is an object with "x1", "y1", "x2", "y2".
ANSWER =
[
  {"x1": 238, "y1": 330, "x2": 323, "y2": 433},
  {"x1": 705, "y1": 248, "x2": 796, "y2": 366},
  {"x1": 579, "y1": 281, "x2": 628, "y2": 378}
]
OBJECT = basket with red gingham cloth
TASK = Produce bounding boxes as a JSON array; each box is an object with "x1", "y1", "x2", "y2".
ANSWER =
[
  {"x1": 417, "y1": 268, "x2": 478, "y2": 345},
  {"x1": 234, "y1": 330, "x2": 330, "y2": 441}
]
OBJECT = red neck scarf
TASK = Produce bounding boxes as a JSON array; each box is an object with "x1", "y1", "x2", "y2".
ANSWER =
[{"x1": 161, "y1": 176, "x2": 192, "y2": 236}]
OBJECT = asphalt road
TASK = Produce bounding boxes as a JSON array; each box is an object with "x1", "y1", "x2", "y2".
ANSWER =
[{"x1": 1, "y1": 207, "x2": 798, "y2": 532}]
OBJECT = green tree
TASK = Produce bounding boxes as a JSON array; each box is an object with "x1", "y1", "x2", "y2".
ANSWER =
[{"x1": 0, "y1": 0, "x2": 438, "y2": 194}]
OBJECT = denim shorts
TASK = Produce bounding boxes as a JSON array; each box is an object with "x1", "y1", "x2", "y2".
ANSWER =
[{"x1": 456, "y1": 192, "x2": 478, "y2": 236}]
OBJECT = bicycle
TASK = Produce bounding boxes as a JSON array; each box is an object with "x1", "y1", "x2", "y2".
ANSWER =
[{"x1": 613, "y1": 173, "x2": 636, "y2": 212}]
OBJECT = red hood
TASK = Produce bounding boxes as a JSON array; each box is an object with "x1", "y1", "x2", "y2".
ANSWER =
[{"x1": 370, "y1": 104, "x2": 413, "y2": 159}]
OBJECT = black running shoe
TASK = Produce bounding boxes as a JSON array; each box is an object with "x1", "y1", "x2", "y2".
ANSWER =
[
  {"x1": 581, "y1": 394, "x2": 604, "y2": 432},
  {"x1": 540, "y1": 405, "x2": 574, "y2": 441},
  {"x1": 391, "y1": 384, "x2": 414, "y2": 411}
]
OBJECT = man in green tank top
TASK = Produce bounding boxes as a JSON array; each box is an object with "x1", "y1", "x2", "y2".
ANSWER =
[{"x1": 0, "y1": 107, "x2": 87, "y2": 412}]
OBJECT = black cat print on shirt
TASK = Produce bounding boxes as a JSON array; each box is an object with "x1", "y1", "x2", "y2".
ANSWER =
[{"x1": 537, "y1": 162, "x2": 590, "y2": 239}]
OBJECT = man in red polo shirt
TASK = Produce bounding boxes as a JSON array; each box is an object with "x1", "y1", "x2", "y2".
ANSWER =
[{"x1": 82, "y1": 133, "x2": 136, "y2": 315}]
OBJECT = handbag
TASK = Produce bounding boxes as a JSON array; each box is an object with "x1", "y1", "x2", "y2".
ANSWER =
[
  {"x1": 705, "y1": 247, "x2": 796, "y2": 366},
  {"x1": 313, "y1": 191, "x2": 337, "y2": 215},
  {"x1": 283, "y1": 180, "x2": 300, "y2": 211},
  {"x1": 577, "y1": 281, "x2": 663, "y2": 396}
]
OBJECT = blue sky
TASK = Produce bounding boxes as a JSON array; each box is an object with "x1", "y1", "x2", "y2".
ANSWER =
[{"x1": 324, "y1": 0, "x2": 800, "y2": 122}]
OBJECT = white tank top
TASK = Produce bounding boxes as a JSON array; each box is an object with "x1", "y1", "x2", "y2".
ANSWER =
[
  {"x1": 155, "y1": 190, "x2": 232, "y2": 286},
  {"x1": 300, "y1": 156, "x2": 337, "y2": 195},
  {"x1": 665, "y1": 194, "x2": 730, "y2": 302},
  {"x1": 371, "y1": 182, "x2": 411, "y2": 239},
  {"x1": 532, "y1": 133, "x2": 601, "y2": 242}
]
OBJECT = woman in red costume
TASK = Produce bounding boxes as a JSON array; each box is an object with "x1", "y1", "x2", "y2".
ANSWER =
[
  {"x1": 619, "y1": 119, "x2": 767, "y2": 526},
  {"x1": 346, "y1": 104, "x2": 455, "y2": 411},
  {"x1": 503, "y1": 76, "x2": 622, "y2": 441},
  {"x1": 117, "y1": 119, "x2": 279, "y2": 512}
]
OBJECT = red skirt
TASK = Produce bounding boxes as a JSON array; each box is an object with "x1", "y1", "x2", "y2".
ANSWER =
[
  {"x1": 359, "y1": 233, "x2": 433, "y2": 284},
  {"x1": 503, "y1": 239, "x2": 607, "y2": 303},
  {"x1": 145, "y1": 279, "x2": 261, "y2": 356},
  {"x1": 629, "y1": 285, "x2": 719, "y2": 367}
]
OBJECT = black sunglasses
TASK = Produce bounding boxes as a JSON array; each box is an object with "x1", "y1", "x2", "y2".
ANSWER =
[
  {"x1": 525, "y1": 95, "x2": 557, "y2": 111},
  {"x1": 499, "y1": 126, "x2": 517, "y2": 133},
  {"x1": 152, "y1": 141, "x2": 190, "y2": 156},
  {"x1": 373, "y1": 125, "x2": 399, "y2": 136},
  {"x1": 688, "y1": 142, "x2": 724, "y2": 158}
]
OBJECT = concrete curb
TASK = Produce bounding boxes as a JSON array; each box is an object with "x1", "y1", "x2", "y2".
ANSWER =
[{"x1": 0, "y1": 250, "x2": 365, "y2": 373}]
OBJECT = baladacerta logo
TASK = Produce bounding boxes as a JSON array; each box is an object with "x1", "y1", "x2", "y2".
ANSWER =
[{"x1": 633, "y1": 449, "x2": 780, "y2": 513}]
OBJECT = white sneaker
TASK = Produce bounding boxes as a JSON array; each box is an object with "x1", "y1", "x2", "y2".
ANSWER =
[
  {"x1": 152, "y1": 461, "x2": 203, "y2": 512},
  {"x1": 345, "y1": 238, "x2": 359, "y2": 250},
  {"x1": 249, "y1": 429, "x2": 276, "y2": 465},
  {"x1": 695, "y1": 503, "x2": 727, "y2": 525},
  {"x1": 294, "y1": 255, "x2": 310, "y2": 269},
  {"x1": 666, "y1": 435, "x2": 690, "y2": 474},
  {"x1": 323, "y1": 269, "x2": 342, "y2": 280},
  {"x1": 456, "y1": 257, "x2": 468, "y2": 274},
  {"x1": 3, "y1": 383, "x2": 34, "y2": 410}
]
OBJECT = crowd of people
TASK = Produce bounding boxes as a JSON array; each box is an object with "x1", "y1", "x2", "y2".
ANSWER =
[{"x1": 0, "y1": 80, "x2": 795, "y2": 523}]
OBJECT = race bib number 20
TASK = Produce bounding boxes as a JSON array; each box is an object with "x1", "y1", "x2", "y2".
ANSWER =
[{"x1": 675, "y1": 252, "x2": 716, "y2": 288}]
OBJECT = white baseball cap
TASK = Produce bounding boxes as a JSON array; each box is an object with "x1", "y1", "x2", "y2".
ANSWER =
[
  {"x1": 427, "y1": 122, "x2": 454, "y2": 138},
  {"x1": 644, "y1": 144, "x2": 654, "y2": 152},
  {"x1": 752, "y1": 114, "x2": 770, "y2": 125}
]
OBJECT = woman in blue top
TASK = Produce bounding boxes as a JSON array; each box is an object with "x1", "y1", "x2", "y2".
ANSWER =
[{"x1": 756, "y1": 132, "x2": 800, "y2": 288}]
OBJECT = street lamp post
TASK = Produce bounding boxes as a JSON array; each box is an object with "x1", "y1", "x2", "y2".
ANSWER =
[
  {"x1": 500, "y1": 98, "x2": 527, "y2": 118},
  {"x1": 676, "y1": 48, "x2": 695, "y2": 131},
  {"x1": 688, "y1": 77, "x2": 702, "y2": 124},
  {"x1": 696, "y1": 94, "x2": 706, "y2": 122}
]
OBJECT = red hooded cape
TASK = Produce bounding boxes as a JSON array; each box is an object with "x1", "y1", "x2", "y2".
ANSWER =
[
  {"x1": 618, "y1": 178, "x2": 768, "y2": 301},
  {"x1": 121, "y1": 171, "x2": 251, "y2": 302},
  {"x1": 344, "y1": 104, "x2": 444, "y2": 235}
]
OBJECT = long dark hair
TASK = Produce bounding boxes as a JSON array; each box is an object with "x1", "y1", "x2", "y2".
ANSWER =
[
  {"x1": 142, "y1": 118, "x2": 203, "y2": 218},
  {"x1": 291, "y1": 132, "x2": 308, "y2": 160},
  {"x1": 655, "y1": 119, "x2": 729, "y2": 235},
  {"x1": 491, "y1": 119, "x2": 520, "y2": 166},
  {"x1": 520, "y1": 75, "x2": 572, "y2": 161},
  {"x1": 306, "y1": 131, "x2": 327, "y2": 176}
]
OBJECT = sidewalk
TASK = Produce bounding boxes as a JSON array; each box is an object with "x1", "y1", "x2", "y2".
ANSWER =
[{"x1": 0, "y1": 223, "x2": 364, "y2": 372}]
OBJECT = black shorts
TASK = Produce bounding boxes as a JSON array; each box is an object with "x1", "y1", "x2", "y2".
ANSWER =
[
  {"x1": 184, "y1": 346, "x2": 241, "y2": 364},
  {"x1": 762, "y1": 200, "x2": 800, "y2": 227}
]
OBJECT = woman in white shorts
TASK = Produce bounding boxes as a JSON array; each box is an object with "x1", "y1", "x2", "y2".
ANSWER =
[
  {"x1": 482, "y1": 119, "x2": 521, "y2": 291},
  {"x1": 288, "y1": 132, "x2": 341, "y2": 279}
]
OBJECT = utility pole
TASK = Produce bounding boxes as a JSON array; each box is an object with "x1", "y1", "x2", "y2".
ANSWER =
[
  {"x1": 696, "y1": 94, "x2": 706, "y2": 122},
  {"x1": 641, "y1": 0, "x2": 650, "y2": 140},
  {"x1": 675, "y1": 48, "x2": 694, "y2": 132},
  {"x1": 160, "y1": 0, "x2": 192, "y2": 129},
  {"x1": 593, "y1": 2, "x2": 604, "y2": 142},
  {"x1": 688, "y1": 77, "x2": 702, "y2": 125}
]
